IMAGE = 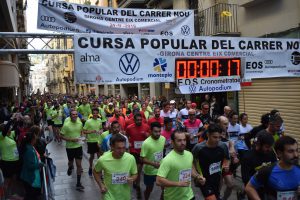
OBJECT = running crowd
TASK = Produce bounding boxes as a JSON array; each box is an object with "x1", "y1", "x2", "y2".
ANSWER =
[{"x1": 0, "y1": 93, "x2": 299, "y2": 200}]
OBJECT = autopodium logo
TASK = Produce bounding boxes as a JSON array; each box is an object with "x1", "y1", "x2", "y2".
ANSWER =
[
  {"x1": 119, "y1": 53, "x2": 140, "y2": 75},
  {"x1": 181, "y1": 25, "x2": 191, "y2": 36}
]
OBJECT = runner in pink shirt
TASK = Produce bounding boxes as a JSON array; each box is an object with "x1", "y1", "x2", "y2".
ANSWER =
[
  {"x1": 183, "y1": 109, "x2": 203, "y2": 151},
  {"x1": 161, "y1": 117, "x2": 174, "y2": 155}
]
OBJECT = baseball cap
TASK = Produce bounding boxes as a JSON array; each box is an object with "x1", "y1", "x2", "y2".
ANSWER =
[
  {"x1": 191, "y1": 103, "x2": 197, "y2": 108},
  {"x1": 108, "y1": 102, "x2": 113, "y2": 105},
  {"x1": 170, "y1": 100, "x2": 176, "y2": 104}
]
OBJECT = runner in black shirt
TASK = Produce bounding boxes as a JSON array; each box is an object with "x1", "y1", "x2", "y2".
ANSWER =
[
  {"x1": 244, "y1": 113, "x2": 270, "y2": 149},
  {"x1": 192, "y1": 124, "x2": 230, "y2": 200},
  {"x1": 240, "y1": 132, "x2": 277, "y2": 199}
]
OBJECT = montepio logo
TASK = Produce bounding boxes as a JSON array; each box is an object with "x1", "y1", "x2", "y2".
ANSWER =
[
  {"x1": 153, "y1": 58, "x2": 167, "y2": 72},
  {"x1": 148, "y1": 58, "x2": 172, "y2": 79},
  {"x1": 64, "y1": 12, "x2": 77, "y2": 23}
]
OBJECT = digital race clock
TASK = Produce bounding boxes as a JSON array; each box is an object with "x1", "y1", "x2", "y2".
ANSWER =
[{"x1": 175, "y1": 58, "x2": 241, "y2": 79}]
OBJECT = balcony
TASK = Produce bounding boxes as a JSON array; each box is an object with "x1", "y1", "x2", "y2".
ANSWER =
[{"x1": 197, "y1": 3, "x2": 240, "y2": 36}]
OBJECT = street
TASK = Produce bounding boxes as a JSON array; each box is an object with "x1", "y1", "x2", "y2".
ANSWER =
[{"x1": 48, "y1": 141, "x2": 244, "y2": 200}]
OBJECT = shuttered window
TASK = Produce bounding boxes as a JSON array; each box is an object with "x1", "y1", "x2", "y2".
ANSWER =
[{"x1": 239, "y1": 77, "x2": 300, "y2": 141}]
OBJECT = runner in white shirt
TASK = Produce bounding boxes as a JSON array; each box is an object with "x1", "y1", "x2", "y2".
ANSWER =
[{"x1": 160, "y1": 102, "x2": 171, "y2": 118}]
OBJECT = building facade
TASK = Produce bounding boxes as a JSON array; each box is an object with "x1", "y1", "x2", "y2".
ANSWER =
[
  {"x1": 236, "y1": 0, "x2": 300, "y2": 141},
  {"x1": 0, "y1": 0, "x2": 29, "y2": 105}
]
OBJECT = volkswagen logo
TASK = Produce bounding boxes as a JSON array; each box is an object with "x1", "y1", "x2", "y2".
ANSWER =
[
  {"x1": 40, "y1": 15, "x2": 56, "y2": 22},
  {"x1": 189, "y1": 84, "x2": 197, "y2": 93},
  {"x1": 119, "y1": 53, "x2": 140, "y2": 75},
  {"x1": 64, "y1": 12, "x2": 77, "y2": 23},
  {"x1": 181, "y1": 25, "x2": 191, "y2": 36}
]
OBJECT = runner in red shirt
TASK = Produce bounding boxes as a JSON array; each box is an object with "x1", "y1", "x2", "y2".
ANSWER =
[
  {"x1": 125, "y1": 113, "x2": 150, "y2": 198},
  {"x1": 108, "y1": 107, "x2": 126, "y2": 131},
  {"x1": 148, "y1": 107, "x2": 164, "y2": 127}
]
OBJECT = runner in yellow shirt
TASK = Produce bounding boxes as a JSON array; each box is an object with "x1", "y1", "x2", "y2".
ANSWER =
[
  {"x1": 93, "y1": 134, "x2": 137, "y2": 200},
  {"x1": 140, "y1": 121, "x2": 165, "y2": 200}
]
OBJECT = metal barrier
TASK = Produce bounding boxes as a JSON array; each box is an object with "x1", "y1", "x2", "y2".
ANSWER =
[
  {"x1": 42, "y1": 152, "x2": 56, "y2": 200},
  {"x1": 42, "y1": 164, "x2": 49, "y2": 200}
]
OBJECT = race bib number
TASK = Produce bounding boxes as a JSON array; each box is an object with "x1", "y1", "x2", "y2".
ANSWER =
[
  {"x1": 188, "y1": 128, "x2": 198, "y2": 144},
  {"x1": 112, "y1": 173, "x2": 128, "y2": 184},
  {"x1": 57, "y1": 116, "x2": 62, "y2": 121},
  {"x1": 277, "y1": 191, "x2": 297, "y2": 200},
  {"x1": 134, "y1": 141, "x2": 143, "y2": 149},
  {"x1": 209, "y1": 161, "x2": 221, "y2": 175},
  {"x1": 13, "y1": 147, "x2": 19, "y2": 157},
  {"x1": 179, "y1": 169, "x2": 191, "y2": 182},
  {"x1": 154, "y1": 151, "x2": 163, "y2": 162}
]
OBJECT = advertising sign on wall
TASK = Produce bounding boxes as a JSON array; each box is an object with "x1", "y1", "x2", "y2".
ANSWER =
[
  {"x1": 74, "y1": 34, "x2": 300, "y2": 93},
  {"x1": 37, "y1": 0, "x2": 195, "y2": 36}
]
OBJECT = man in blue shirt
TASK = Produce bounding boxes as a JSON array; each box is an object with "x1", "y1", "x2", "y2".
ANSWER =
[
  {"x1": 101, "y1": 121, "x2": 129, "y2": 152},
  {"x1": 245, "y1": 136, "x2": 300, "y2": 200}
]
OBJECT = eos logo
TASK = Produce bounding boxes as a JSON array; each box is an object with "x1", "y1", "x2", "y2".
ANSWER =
[
  {"x1": 40, "y1": 15, "x2": 56, "y2": 22},
  {"x1": 119, "y1": 53, "x2": 140, "y2": 75}
]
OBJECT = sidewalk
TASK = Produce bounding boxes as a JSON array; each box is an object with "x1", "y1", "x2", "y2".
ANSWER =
[{"x1": 47, "y1": 142, "x2": 100, "y2": 200}]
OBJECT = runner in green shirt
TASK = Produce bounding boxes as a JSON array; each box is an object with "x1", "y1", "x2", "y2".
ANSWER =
[
  {"x1": 93, "y1": 134, "x2": 138, "y2": 200},
  {"x1": 51, "y1": 104, "x2": 63, "y2": 143},
  {"x1": 156, "y1": 131, "x2": 205, "y2": 200},
  {"x1": 83, "y1": 108, "x2": 103, "y2": 177},
  {"x1": 140, "y1": 122, "x2": 165, "y2": 200},
  {"x1": 60, "y1": 109, "x2": 85, "y2": 190},
  {"x1": 77, "y1": 97, "x2": 92, "y2": 122},
  {"x1": 44, "y1": 100, "x2": 54, "y2": 136}
]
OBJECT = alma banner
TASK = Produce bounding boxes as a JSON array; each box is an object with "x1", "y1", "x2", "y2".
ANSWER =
[
  {"x1": 74, "y1": 34, "x2": 300, "y2": 94},
  {"x1": 37, "y1": 0, "x2": 194, "y2": 36}
]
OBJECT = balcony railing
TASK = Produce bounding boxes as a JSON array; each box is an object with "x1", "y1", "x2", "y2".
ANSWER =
[{"x1": 197, "y1": 3, "x2": 239, "y2": 36}]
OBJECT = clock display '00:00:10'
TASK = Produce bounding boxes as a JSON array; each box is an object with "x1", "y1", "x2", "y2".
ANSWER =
[{"x1": 175, "y1": 58, "x2": 241, "y2": 79}]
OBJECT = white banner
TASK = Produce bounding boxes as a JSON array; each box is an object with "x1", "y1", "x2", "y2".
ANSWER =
[
  {"x1": 74, "y1": 34, "x2": 300, "y2": 92},
  {"x1": 178, "y1": 76, "x2": 241, "y2": 94},
  {"x1": 37, "y1": 0, "x2": 194, "y2": 36}
]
